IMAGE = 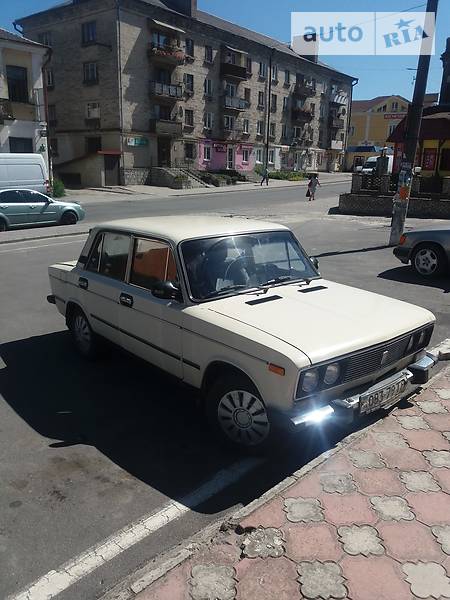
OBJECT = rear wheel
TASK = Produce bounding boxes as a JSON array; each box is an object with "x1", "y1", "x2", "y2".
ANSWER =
[
  {"x1": 61, "y1": 211, "x2": 78, "y2": 226},
  {"x1": 205, "y1": 373, "x2": 278, "y2": 452},
  {"x1": 412, "y1": 244, "x2": 447, "y2": 277},
  {"x1": 68, "y1": 307, "x2": 99, "y2": 359},
  {"x1": 0, "y1": 218, "x2": 7, "y2": 232}
]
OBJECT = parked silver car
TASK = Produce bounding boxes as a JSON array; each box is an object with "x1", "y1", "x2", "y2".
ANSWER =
[
  {"x1": 393, "y1": 226, "x2": 450, "y2": 277},
  {"x1": 0, "y1": 189, "x2": 85, "y2": 231}
]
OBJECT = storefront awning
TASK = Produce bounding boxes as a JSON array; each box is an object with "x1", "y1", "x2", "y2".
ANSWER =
[
  {"x1": 225, "y1": 45, "x2": 248, "y2": 55},
  {"x1": 152, "y1": 20, "x2": 185, "y2": 34},
  {"x1": 331, "y1": 93, "x2": 348, "y2": 105}
]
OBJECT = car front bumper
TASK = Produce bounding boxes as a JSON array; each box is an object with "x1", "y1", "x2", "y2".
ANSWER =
[
  {"x1": 286, "y1": 352, "x2": 438, "y2": 430},
  {"x1": 393, "y1": 245, "x2": 411, "y2": 264}
]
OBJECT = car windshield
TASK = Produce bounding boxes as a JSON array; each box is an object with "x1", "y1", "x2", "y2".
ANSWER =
[{"x1": 181, "y1": 230, "x2": 318, "y2": 300}]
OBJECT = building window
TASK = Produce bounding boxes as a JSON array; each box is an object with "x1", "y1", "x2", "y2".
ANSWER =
[
  {"x1": 271, "y1": 94, "x2": 277, "y2": 111},
  {"x1": 349, "y1": 126, "x2": 355, "y2": 136},
  {"x1": 318, "y1": 129, "x2": 323, "y2": 143},
  {"x1": 185, "y1": 109, "x2": 194, "y2": 126},
  {"x1": 185, "y1": 142, "x2": 194, "y2": 159},
  {"x1": 258, "y1": 91, "x2": 265, "y2": 108},
  {"x1": 388, "y1": 123, "x2": 397, "y2": 136},
  {"x1": 6, "y1": 66, "x2": 28, "y2": 103},
  {"x1": 294, "y1": 126, "x2": 302, "y2": 138},
  {"x1": 83, "y1": 62, "x2": 98, "y2": 84},
  {"x1": 184, "y1": 73, "x2": 194, "y2": 93},
  {"x1": 259, "y1": 62, "x2": 267, "y2": 79},
  {"x1": 246, "y1": 57, "x2": 252, "y2": 73},
  {"x1": 257, "y1": 120, "x2": 264, "y2": 136},
  {"x1": 152, "y1": 31, "x2": 169, "y2": 49},
  {"x1": 283, "y1": 96, "x2": 288, "y2": 111},
  {"x1": 224, "y1": 115, "x2": 235, "y2": 130},
  {"x1": 310, "y1": 102, "x2": 315, "y2": 116},
  {"x1": 282, "y1": 123, "x2": 287, "y2": 138},
  {"x1": 82, "y1": 21, "x2": 97, "y2": 45},
  {"x1": 204, "y1": 112, "x2": 213, "y2": 129},
  {"x1": 392, "y1": 101, "x2": 399, "y2": 112},
  {"x1": 204, "y1": 145, "x2": 211, "y2": 161},
  {"x1": 45, "y1": 68, "x2": 54, "y2": 89},
  {"x1": 317, "y1": 152, "x2": 323, "y2": 165},
  {"x1": 38, "y1": 31, "x2": 52, "y2": 46},
  {"x1": 185, "y1": 38, "x2": 194, "y2": 58},
  {"x1": 50, "y1": 137, "x2": 58, "y2": 157},
  {"x1": 48, "y1": 104, "x2": 57, "y2": 123},
  {"x1": 225, "y1": 50, "x2": 236, "y2": 64},
  {"x1": 205, "y1": 45, "x2": 213, "y2": 63},
  {"x1": 9, "y1": 137, "x2": 33, "y2": 153},
  {"x1": 256, "y1": 148, "x2": 263, "y2": 163},
  {"x1": 242, "y1": 148, "x2": 250, "y2": 163},
  {"x1": 86, "y1": 136, "x2": 102, "y2": 153},
  {"x1": 86, "y1": 102, "x2": 100, "y2": 119},
  {"x1": 243, "y1": 118, "x2": 249, "y2": 134},
  {"x1": 272, "y1": 64, "x2": 278, "y2": 82},
  {"x1": 268, "y1": 149, "x2": 275, "y2": 164},
  {"x1": 269, "y1": 122, "x2": 276, "y2": 137},
  {"x1": 284, "y1": 69, "x2": 290, "y2": 85},
  {"x1": 225, "y1": 82, "x2": 236, "y2": 97},
  {"x1": 204, "y1": 78, "x2": 212, "y2": 96},
  {"x1": 440, "y1": 149, "x2": 450, "y2": 171}
]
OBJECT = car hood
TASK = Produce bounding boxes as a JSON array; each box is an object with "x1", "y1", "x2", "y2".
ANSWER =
[{"x1": 205, "y1": 279, "x2": 435, "y2": 364}]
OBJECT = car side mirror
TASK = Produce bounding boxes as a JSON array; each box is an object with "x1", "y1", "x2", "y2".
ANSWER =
[
  {"x1": 310, "y1": 256, "x2": 319, "y2": 270},
  {"x1": 152, "y1": 280, "x2": 183, "y2": 302}
]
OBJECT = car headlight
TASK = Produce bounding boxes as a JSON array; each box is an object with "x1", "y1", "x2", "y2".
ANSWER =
[
  {"x1": 302, "y1": 369, "x2": 320, "y2": 393},
  {"x1": 323, "y1": 363, "x2": 340, "y2": 386}
]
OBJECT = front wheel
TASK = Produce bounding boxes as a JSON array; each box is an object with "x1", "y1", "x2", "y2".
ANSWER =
[
  {"x1": 412, "y1": 244, "x2": 447, "y2": 277},
  {"x1": 205, "y1": 374, "x2": 277, "y2": 452},
  {"x1": 61, "y1": 211, "x2": 78, "y2": 226}
]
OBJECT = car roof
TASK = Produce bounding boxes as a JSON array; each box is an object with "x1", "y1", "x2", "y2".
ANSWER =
[{"x1": 94, "y1": 216, "x2": 289, "y2": 244}]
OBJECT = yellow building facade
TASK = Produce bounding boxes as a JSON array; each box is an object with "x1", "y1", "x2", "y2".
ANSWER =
[{"x1": 349, "y1": 95, "x2": 409, "y2": 149}]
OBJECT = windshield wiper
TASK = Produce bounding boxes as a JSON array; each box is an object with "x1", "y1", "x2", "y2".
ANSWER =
[
  {"x1": 259, "y1": 276, "x2": 294, "y2": 287},
  {"x1": 204, "y1": 284, "x2": 248, "y2": 299}
]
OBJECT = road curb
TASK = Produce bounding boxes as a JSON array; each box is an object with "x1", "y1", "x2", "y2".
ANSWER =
[{"x1": 0, "y1": 229, "x2": 89, "y2": 245}]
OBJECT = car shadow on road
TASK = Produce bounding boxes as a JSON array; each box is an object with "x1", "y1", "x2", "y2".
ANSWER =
[
  {"x1": 0, "y1": 331, "x2": 379, "y2": 515},
  {"x1": 378, "y1": 265, "x2": 450, "y2": 293}
]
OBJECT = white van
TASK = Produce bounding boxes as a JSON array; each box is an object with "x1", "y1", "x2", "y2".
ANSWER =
[
  {"x1": 0, "y1": 154, "x2": 50, "y2": 194},
  {"x1": 360, "y1": 155, "x2": 394, "y2": 175}
]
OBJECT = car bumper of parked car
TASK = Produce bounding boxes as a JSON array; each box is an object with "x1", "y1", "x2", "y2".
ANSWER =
[
  {"x1": 284, "y1": 352, "x2": 438, "y2": 431},
  {"x1": 393, "y1": 246, "x2": 410, "y2": 264}
]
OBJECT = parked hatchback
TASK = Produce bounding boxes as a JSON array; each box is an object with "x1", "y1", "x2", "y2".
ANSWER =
[{"x1": 0, "y1": 189, "x2": 85, "y2": 231}]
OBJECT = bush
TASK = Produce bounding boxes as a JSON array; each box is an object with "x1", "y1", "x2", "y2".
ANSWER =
[
  {"x1": 269, "y1": 170, "x2": 306, "y2": 181},
  {"x1": 52, "y1": 177, "x2": 66, "y2": 197}
]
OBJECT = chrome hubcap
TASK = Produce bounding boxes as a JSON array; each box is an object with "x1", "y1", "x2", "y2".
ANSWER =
[
  {"x1": 73, "y1": 314, "x2": 91, "y2": 352},
  {"x1": 415, "y1": 249, "x2": 438, "y2": 275},
  {"x1": 217, "y1": 390, "x2": 270, "y2": 446}
]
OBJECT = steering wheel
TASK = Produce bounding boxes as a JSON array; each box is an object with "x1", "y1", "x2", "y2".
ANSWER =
[{"x1": 223, "y1": 254, "x2": 253, "y2": 283}]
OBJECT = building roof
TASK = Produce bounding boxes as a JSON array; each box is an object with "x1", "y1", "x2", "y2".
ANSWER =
[
  {"x1": 387, "y1": 104, "x2": 450, "y2": 143},
  {"x1": 96, "y1": 216, "x2": 287, "y2": 244},
  {"x1": 15, "y1": 0, "x2": 356, "y2": 82},
  {"x1": 0, "y1": 26, "x2": 47, "y2": 48},
  {"x1": 352, "y1": 95, "x2": 410, "y2": 113}
]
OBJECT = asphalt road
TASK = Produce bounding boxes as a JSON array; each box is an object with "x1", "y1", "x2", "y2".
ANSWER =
[{"x1": 1, "y1": 182, "x2": 449, "y2": 600}]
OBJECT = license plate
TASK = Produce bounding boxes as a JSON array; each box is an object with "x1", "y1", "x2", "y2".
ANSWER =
[{"x1": 360, "y1": 377, "x2": 408, "y2": 415}]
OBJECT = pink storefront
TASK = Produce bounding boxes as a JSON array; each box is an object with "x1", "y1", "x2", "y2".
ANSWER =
[{"x1": 197, "y1": 140, "x2": 255, "y2": 172}]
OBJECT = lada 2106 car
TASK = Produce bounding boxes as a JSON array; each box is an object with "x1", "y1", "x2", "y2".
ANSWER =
[{"x1": 47, "y1": 217, "x2": 437, "y2": 450}]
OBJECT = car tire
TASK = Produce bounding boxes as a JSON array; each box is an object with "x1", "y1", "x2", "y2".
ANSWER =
[
  {"x1": 205, "y1": 373, "x2": 281, "y2": 453},
  {"x1": 68, "y1": 307, "x2": 99, "y2": 359},
  {"x1": 61, "y1": 211, "x2": 78, "y2": 226},
  {"x1": 412, "y1": 243, "x2": 447, "y2": 278},
  {"x1": 0, "y1": 218, "x2": 7, "y2": 232}
]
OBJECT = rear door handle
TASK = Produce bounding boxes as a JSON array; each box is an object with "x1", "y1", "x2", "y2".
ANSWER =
[
  {"x1": 120, "y1": 293, "x2": 133, "y2": 308},
  {"x1": 78, "y1": 277, "x2": 88, "y2": 290}
]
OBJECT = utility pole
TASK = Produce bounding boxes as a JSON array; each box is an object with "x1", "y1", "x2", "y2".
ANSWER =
[{"x1": 389, "y1": 0, "x2": 439, "y2": 245}]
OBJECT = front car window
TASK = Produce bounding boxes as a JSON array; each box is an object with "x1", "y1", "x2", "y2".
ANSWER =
[{"x1": 181, "y1": 231, "x2": 318, "y2": 300}]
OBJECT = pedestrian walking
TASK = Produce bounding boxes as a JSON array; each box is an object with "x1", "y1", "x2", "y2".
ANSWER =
[
  {"x1": 306, "y1": 173, "x2": 320, "y2": 201},
  {"x1": 260, "y1": 167, "x2": 270, "y2": 186}
]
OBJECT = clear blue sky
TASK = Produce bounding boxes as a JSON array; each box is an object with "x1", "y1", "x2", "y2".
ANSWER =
[{"x1": 2, "y1": 0, "x2": 448, "y2": 100}]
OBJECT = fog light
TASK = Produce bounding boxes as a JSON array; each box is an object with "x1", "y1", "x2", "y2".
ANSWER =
[
  {"x1": 324, "y1": 363, "x2": 340, "y2": 386},
  {"x1": 302, "y1": 369, "x2": 320, "y2": 393}
]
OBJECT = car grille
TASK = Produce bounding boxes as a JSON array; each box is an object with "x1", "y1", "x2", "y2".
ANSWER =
[{"x1": 342, "y1": 325, "x2": 433, "y2": 384}]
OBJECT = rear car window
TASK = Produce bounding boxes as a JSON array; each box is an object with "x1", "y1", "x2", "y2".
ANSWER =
[
  {"x1": 130, "y1": 238, "x2": 178, "y2": 291},
  {"x1": 86, "y1": 232, "x2": 131, "y2": 281}
]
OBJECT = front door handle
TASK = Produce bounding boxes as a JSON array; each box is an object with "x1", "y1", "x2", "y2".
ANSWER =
[
  {"x1": 78, "y1": 277, "x2": 88, "y2": 290},
  {"x1": 120, "y1": 293, "x2": 133, "y2": 308}
]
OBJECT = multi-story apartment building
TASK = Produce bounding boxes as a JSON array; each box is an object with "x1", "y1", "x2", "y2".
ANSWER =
[
  {"x1": 16, "y1": 0, "x2": 356, "y2": 186},
  {"x1": 0, "y1": 28, "x2": 49, "y2": 164}
]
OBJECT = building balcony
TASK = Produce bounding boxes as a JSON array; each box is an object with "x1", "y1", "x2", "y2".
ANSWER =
[
  {"x1": 291, "y1": 137, "x2": 313, "y2": 147},
  {"x1": 292, "y1": 108, "x2": 314, "y2": 122},
  {"x1": 293, "y1": 82, "x2": 316, "y2": 97},
  {"x1": 149, "y1": 118, "x2": 182, "y2": 136},
  {"x1": 223, "y1": 96, "x2": 250, "y2": 110},
  {"x1": 0, "y1": 98, "x2": 14, "y2": 122},
  {"x1": 330, "y1": 139, "x2": 344, "y2": 150},
  {"x1": 329, "y1": 116, "x2": 345, "y2": 129},
  {"x1": 219, "y1": 127, "x2": 244, "y2": 140},
  {"x1": 220, "y1": 62, "x2": 248, "y2": 80},
  {"x1": 149, "y1": 81, "x2": 183, "y2": 99},
  {"x1": 147, "y1": 43, "x2": 185, "y2": 64}
]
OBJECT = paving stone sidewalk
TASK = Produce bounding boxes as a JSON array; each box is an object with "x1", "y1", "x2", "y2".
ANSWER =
[{"x1": 136, "y1": 366, "x2": 450, "y2": 600}]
